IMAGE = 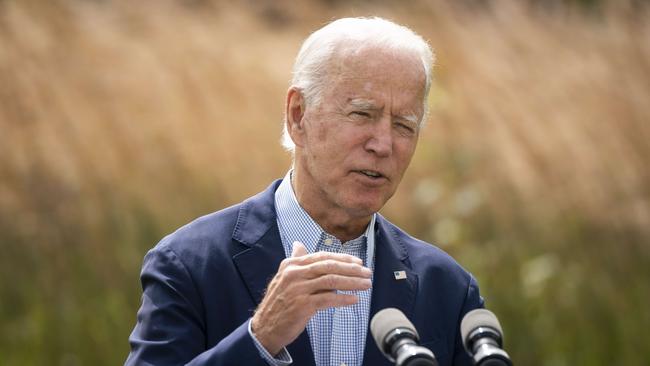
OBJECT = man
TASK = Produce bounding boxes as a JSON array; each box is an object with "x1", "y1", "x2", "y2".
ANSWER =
[{"x1": 126, "y1": 17, "x2": 483, "y2": 366}]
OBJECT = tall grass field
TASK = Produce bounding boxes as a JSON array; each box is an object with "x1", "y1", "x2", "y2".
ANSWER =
[{"x1": 1, "y1": 1, "x2": 649, "y2": 365}]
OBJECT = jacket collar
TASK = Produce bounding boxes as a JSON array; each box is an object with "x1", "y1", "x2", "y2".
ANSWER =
[{"x1": 231, "y1": 179, "x2": 282, "y2": 247}]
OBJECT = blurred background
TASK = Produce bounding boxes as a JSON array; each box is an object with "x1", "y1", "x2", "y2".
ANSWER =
[{"x1": 1, "y1": 0, "x2": 649, "y2": 364}]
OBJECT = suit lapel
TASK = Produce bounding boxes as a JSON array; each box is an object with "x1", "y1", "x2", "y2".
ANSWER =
[
  {"x1": 231, "y1": 180, "x2": 316, "y2": 366},
  {"x1": 232, "y1": 227, "x2": 285, "y2": 305},
  {"x1": 363, "y1": 216, "x2": 419, "y2": 365}
]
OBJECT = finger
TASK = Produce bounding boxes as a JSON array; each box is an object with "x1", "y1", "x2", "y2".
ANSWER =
[
  {"x1": 302, "y1": 274, "x2": 372, "y2": 292},
  {"x1": 292, "y1": 241, "x2": 308, "y2": 257},
  {"x1": 303, "y1": 260, "x2": 372, "y2": 279},
  {"x1": 289, "y1": 250, "x2": 363, "y2": 266},
  {"x1": 309, "y1": 291, "x2": 360, "y2": 311}
]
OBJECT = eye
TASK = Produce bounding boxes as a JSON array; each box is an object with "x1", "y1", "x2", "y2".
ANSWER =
[
  {"x1": 351, "y1": 111, "x2": 371, "y2": 118},
  {"x1": 395, "y1": 121, "x2": 417, "y2": 135}
]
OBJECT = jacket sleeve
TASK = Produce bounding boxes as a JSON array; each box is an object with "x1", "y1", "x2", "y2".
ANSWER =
[
  {"x1": 452, "y1": 274, "x2": 485, "y2": 366},
  {"x1": 125, "y1": 246, "x2": 269, "y2": 366}
]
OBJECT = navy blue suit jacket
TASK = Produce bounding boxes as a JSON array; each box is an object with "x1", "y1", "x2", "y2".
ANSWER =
[{"x1": 126, "y1": 180, "x2": 484, "y2": 366}]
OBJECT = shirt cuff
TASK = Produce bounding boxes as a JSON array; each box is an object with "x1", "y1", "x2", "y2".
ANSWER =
[{"x1": 248, "y1": 318, "x2": 293, "y2": 366}]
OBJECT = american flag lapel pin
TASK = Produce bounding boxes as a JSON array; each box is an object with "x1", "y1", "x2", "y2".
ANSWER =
[{"x1": 393, "y1": 270, "x2": 407, "y2": 280}]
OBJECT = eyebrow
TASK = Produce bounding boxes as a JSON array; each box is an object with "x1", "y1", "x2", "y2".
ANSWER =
[
  {"x1": 400, "y1": 114, "x2": 419, "y2": 125},
  {"x1": 348, "y1": 98, "x2": 420, "y2": 126},
  {"x1": 348, "y1": 98, "x2": 378, "y2": 110}
]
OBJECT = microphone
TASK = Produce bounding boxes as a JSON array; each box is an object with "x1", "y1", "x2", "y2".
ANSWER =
[
  {"x1": 370, "y1": 308, "x2": 438, "y2": 366},
  {"x1": 460, "y1": 309, "x2": 513, "y2": 366}
]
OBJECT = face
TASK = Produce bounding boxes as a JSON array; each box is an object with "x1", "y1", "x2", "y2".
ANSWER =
[{"x1": 289, "y1": 47, "x2": 426, "y2": 221}]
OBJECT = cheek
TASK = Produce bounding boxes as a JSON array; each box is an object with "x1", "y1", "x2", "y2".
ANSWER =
[
  {"x1": 312, "y1": 121, "x2": 330, "y2": 143},
  {"x1": 313, "y1": 124, "x2": 355, "y2": 152},
  {"x1": 394, "y1": 141, "x2": 417, "y2": 169},
  {"x1": 306, "y1": 115, "x2": 338, "y2": 147}
]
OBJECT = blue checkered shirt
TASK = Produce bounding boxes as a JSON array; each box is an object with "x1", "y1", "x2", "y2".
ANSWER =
[{"x1": 249, "y1": 172, "x2": 376, "y2": 366}]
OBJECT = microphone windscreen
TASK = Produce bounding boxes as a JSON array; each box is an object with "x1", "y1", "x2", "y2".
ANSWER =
[
  {"x1": 460, "y1": 309, "x2": 503, "y2": 342},
  {"x1": 370, "y1": 307, "x2": 418, "y2": 351}
]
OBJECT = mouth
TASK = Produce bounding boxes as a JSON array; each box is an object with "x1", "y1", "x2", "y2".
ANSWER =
[{"x1": 356, "y1": 170, "x2": 386, "y2": 180}]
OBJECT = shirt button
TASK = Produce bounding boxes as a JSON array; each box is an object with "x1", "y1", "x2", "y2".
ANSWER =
[
  {"x1": 340, "y1": 363, "x2": 347, "y2": 366},
  {"x1": 324, "y1": 238, "x2": 333, "y2": 246}
]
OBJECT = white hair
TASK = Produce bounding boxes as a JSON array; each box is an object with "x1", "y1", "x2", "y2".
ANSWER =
[{"x1": 281, "y1": 17, "x2": 435, "y2": 153}]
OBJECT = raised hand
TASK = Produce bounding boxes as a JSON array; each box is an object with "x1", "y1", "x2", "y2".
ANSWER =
[{"x1": 251, "y1": 241, "x2": 372, "y2": 356}]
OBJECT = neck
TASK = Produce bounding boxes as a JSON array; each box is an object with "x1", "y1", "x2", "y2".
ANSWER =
[{"x1": 290, "y1": 169, "x2": 371, "y2": 242}]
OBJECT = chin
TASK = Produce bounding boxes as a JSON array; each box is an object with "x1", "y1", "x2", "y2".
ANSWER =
[
  {"x1": 344, "y1": 197, "x2": 386, "y2": 216},
  {"x1": 335, "y1": 186, "x2": 392, "y2": 215}
]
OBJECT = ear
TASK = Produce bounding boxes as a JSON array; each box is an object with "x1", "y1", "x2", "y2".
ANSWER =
[{"x1": 285, "y1": 87, "x2": 307, "y2": 148}]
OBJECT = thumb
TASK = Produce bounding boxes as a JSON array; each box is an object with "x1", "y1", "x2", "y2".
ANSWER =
[{"x1": 292, "y1": 241, "x2": 308, "y2": 257}]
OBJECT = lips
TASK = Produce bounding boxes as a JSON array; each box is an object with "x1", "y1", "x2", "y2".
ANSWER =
[
  {"x1": 360, "y1": 170, "x2": 382, "y2": 178},
  {"x1": 355, "y1": 169, "x2": 387, "y2": 180}
]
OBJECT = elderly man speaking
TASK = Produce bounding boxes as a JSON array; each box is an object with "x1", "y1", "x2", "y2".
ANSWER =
[{"x1": 126, "y1": 17, "x2": 483, "y2": 366}]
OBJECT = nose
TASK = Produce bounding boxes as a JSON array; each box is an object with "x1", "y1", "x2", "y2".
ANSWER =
[{"x1": 364, "y1": 117, "x2": 392, "y2": 158}]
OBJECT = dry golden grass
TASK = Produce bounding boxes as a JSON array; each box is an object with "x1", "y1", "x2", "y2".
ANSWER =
[{"x1": 1, "y1": 0, "x2": 649, "y2": 365}]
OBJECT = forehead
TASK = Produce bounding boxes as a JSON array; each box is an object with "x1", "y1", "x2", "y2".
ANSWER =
[{"x1": 323, "y1": 46, "x2": 426, "y2": 110}]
